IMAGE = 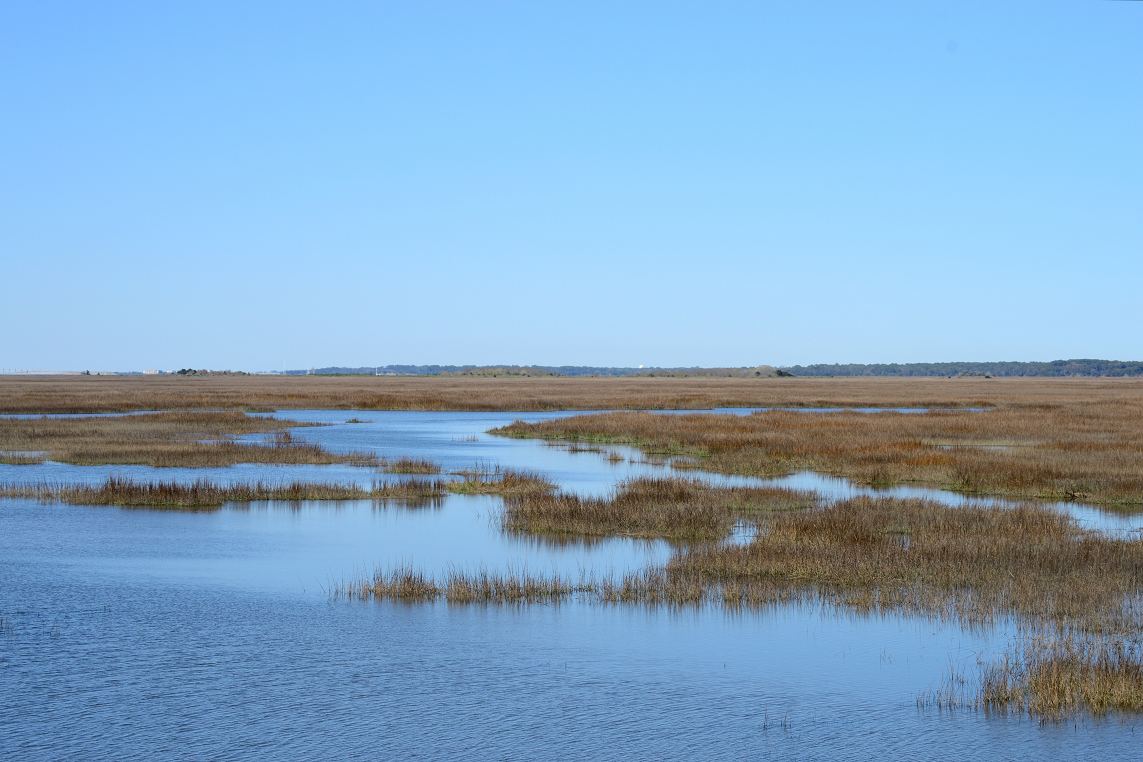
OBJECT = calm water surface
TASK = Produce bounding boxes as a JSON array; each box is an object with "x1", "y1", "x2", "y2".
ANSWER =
[{"x1": 2, "y1": 411, "x2": 1139, "y2": 760}]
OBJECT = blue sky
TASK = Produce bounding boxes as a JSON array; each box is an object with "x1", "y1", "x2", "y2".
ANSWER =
[{"x1": 2, "y1": 2, "x2": 1139, "y2": 371}]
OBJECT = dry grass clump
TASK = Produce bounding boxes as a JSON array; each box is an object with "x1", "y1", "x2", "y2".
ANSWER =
[
  {"x1": 379, "y1": 456, "x2": 442, "y2": 474},
  {"x1": 977, "y1": 635, "x2": 1143, "y2": 716},
  {"x1": 495, "y1": 405, "x2": 1143, "y2": 505},
  {"x1": 1, "y1": 475, "x2": 446, "y2": 508},
  {"x1": 6, "y1": 375, "x2": 1143, "y2": 415},
  {"x1": 447, "y1": 465, "x2": 556, "y2": 496},
  {"x1": 502, "y1": 476, "x2": 819, "y2": 541},
  {"x1": 0, "y1": 412, "x2": 380, "y2": 468},
  {"x1": 335, "y1": 564, "x2": 575, "y2": 604}
]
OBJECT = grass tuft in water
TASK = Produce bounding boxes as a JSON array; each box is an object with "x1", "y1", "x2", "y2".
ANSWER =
[{"x1": 0, "y1": 476, "x2": 447, "y2": 508}]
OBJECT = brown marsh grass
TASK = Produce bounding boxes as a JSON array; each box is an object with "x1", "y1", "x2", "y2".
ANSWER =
[
  {"x1": 976, "y1": 634, "x2": 1143, "y2": 716},
  {"x1": 335, "y1": 563, "x2": 576, "y2": 604},
  {"x1": 379, "y1": 456, "x2": 442, "y2": 474},
  {"x1": 6, "y1": 375, "x2": 1143, "y2": 414},
  {"x1": 0, "y1": 412, "x2": 380, "y2": 468},
  {"x1": 1, "y1": 475, "x2": 447, "y2": 508},
  {"x1": 502, "y1": 476, "x2": 820, "y2": 541},
  {"x1": 657, "y1": 497, "x2": 1143, "y2": 630},
  {"x1": 495, "y1": 405, "x2": 1143, "y2": 505},
  {"x1": 447, "y1": 465, "x2": 557, "y2": 496}
]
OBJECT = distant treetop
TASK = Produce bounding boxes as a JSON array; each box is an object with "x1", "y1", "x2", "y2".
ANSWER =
[{"x1": 779, "y1": 360, "x2": 1143, "y2": 378}]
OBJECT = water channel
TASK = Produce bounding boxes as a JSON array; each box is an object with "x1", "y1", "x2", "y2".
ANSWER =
[{"x1": 2, "y1": 410, "x2": 1138, "y2": 760}]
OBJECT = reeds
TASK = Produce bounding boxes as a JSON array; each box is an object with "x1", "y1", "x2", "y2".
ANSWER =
[
  {"x1": 0, "y1": 475, "x2": 447, "y2": 507},
  {"x1": 0, "y1": 412, "x2": 380, "y2": 468},
  {"x1": 656, "y1": 496, "x2": 1143, "y2": 630},
  {"x1": 978, "y1": 634, "x2": 1143, "y2": 716},
  {"x1": 496, "y1": 406, "x2": 1143, "y2": 505},
  {"x1": 447, "y1": 465, "x2": 557, "y2": 496},
  {"x1": 334, "y1": 563, "x2": 576, "y2": 604},
  {"x1": 379, "y1": 456, "x2": 442, "y2": 474},
  {"x1": 502, "y1": 476, "x2": 820, "y2": 541}
]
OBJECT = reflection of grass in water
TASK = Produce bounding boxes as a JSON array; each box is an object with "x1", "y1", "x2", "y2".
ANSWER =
[
  {"x1": 1, "y1": 475, "x2": 446, "y2": 508},
  {"x1": 0, "y1": 412, "x2": 380, "y2": 468}
]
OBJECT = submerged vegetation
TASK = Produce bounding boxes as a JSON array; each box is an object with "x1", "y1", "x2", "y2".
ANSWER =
[
  {"x1": 0, "y1": 412, "x2": 380, "y2": 468},
  {"x1": 495, "y1": 405, "x2": 1143, "y2": 505}
]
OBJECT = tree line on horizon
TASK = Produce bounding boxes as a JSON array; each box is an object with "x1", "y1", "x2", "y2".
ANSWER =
[
  {"x1": 781, "y1": 359, "x2": 1143, "y2": 377},
  {"x1": 277, "y1": 360, "x2": 1141, "y2": 378}
]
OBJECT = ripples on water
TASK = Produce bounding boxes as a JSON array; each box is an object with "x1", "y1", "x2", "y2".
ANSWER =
[{"x1": 1, "y1": 411, "x2": 1138, "y2": 760}]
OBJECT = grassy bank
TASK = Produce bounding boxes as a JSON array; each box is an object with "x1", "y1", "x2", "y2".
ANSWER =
[{"x1": 0, "y1": 411, "x2": 380, "y2": 468}]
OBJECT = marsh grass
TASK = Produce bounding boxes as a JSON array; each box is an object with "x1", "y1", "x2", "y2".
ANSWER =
[
  {"x1": 335, "y1": 563, "x2": 576, "y2": 604},
  {"x1": 978, "y1": 634, "x2": 1143, "y2": 716},
  {"x1": 659, "y1": 497, "x2": 1143, "y2": 630},
  {"x1": 502, "y1": 476, "x2": 820, "y2": 541},
  {"x1": 447, "y1": 465, "x2": 556, "y2": 496},
  {"x1": 0, "y1": 412, "x2": 380, "y2": 468},
  {"x1": 495, "y1": 406, "x2": 1143, "y2": 505},
  {"x1": 9, "y1": 375, "x2": 1142, "y2": 416},
  {"x1": 1, "y1": 475, "x2": 447, "y2": 508},
  {"x1": 379, "y1": 456, "x2": 442, "y2": 474}
]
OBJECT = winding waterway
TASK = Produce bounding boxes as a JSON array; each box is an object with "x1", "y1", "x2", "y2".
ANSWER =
[{"x1": 2, "y1": 411, "x2": 1139, "y2": 760}]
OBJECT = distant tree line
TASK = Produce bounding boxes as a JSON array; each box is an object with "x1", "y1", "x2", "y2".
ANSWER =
[
  {"x1": 780, "y1": 360, "x2": 1143, "y2": 377},
  {"x1": 288, "y1": 365, "x2": 776, "y2": 377}
]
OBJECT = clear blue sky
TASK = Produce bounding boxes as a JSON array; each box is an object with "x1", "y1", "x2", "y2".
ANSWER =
[{"x1": 2, "y1": 2, "x2": 1139, "y2": 371}]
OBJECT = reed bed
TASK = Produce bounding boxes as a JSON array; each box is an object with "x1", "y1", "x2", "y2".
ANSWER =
[
  {"x1": 502, "y1": 476, "x2": 820, "y2": 541},
  {"x1": 378, "y1": 456, "x2": 442, "y2": 474},
  {"x1": 0, "y1": 411, "x2": 380, "y2": 468},
  {"x1": 6, "y1": 375, "x2": 1142, "y2": 415},
  {"x1": 334, "y1": 563, "x2": 576, "y2": 604},
  {"x1": 447, "y1": 465, "x2": 557, "y2": 496},
  {"x1": 658, "y1": 497, "x2": 1143, "y2": 630},
  {"x1": 977, "y1": 634, "x2": 1143, "y2": 716},
  {"x1": 496, "y1": 405, "x2": 1143, "y2": 505},
  {"x1": 0, "y1": 475, "x2": 447, "y2": 507}
]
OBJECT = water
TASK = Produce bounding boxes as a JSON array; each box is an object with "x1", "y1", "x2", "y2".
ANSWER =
[{"x1": 2, "y1": 411, "x2": 1138, "y2": 760}]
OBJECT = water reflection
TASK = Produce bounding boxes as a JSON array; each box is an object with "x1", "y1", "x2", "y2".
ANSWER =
[{"x1": 1, "y1": 409, "x2": 1137, "y2": 758}]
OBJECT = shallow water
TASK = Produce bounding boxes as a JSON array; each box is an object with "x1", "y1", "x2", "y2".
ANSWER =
[{"x1": 2, "y1": 410, "x2": 1139, "y2": 760}]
